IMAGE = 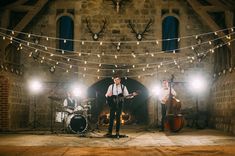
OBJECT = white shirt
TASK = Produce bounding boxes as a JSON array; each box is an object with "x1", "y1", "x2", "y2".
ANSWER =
[
  {"x1": 105, "y1": 84, "x2": 129, "y2": 97},
  {"x1": 159, "y1": 87, "x2": 176, "y2": 104},
  {"x1": 63, "y1": 97, "x2": 77, "y2": 108}
]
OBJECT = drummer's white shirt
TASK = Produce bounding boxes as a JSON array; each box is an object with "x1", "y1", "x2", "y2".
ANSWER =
[{"x1": 63, "y1": 97, "x2": 77, "y2": 108}]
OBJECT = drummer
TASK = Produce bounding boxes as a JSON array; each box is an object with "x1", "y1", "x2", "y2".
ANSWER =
[{"x1": 63, "y1": 91, "x2": 78, "y2": 114}]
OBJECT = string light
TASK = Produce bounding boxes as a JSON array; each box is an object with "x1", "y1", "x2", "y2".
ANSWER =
[{"x1": 1, "y1": 30, "x2": 234, "y2": 78}]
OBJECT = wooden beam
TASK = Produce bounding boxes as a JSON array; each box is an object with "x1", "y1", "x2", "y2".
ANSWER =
[
  {"x1": 187, "y1": 0, "x2": 231, "y2": 51},
  {"x1": 13, "y1": 0, "x2": 49, "y2": 33}
]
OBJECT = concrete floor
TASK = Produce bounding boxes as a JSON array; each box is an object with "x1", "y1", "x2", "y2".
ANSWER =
[{"x1": 0, "y1": 126, "x2": 235, "y2": 155}]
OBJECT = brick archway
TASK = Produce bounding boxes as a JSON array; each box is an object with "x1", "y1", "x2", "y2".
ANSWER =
[{"x1": 87, "y1": 77, "x2": 149, "y2": 125}]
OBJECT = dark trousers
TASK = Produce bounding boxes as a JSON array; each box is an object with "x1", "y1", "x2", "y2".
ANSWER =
[
  {"x1": 160, "y1": 103, "x2": 167, "y2": 130},
  {"x1": 108, "y1": 102, "x2": 123, "y2": 134}
]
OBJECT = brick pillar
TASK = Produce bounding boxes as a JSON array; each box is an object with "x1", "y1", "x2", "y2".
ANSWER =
[{"x1": 0, "y1": 76, "x2": 9, "y2": 131}]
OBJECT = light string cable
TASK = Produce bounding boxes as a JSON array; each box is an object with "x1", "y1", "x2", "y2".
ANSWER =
[
  {"x1": 0, "y1": 26, "x2": 234, "y2": 56},
  {"x1": 0, "y1": 30, "x2": 234, "y2": 69},
  {"x1": 16, "y1": 38, "x2": 234, "y2": 78}
]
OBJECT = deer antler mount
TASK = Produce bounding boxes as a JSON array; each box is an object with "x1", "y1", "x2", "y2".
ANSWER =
[
  {"x1": 86, "y1": 18, "x2": 107, "y2": 41},
  {"x1": 128, "y1": 19, "x2": 153, "y2": 41}
]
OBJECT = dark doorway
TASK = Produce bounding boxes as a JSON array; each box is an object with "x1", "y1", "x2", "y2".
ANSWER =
[{"x1": 87, "y1": 78, "x2": 149, "y2": 125}]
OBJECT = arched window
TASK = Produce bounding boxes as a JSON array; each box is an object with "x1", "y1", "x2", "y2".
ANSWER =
[
  {"x1": 57, "y1": 16, "x2": 74, "y2": 52},
  {"x1": 162, "y1": 16, "x2": 179, "y2": 52}
]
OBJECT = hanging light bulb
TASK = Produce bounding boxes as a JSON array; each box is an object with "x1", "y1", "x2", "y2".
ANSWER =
[
  {"x1": 50, "y1": 54, "x2": 54, "y2": 57},
  {"x1": 146, "y1": 64, "x2": 149, "y2": 68},
  {"x1": 11, "y1": 31, "x2": 14, "y2": 35},
  {"x1": 46, "y1": 37, "x2": 49, "y2": 41},
  {"x1": 115, "y1": 64, "x2": 118, "y2": 68},
  {"x1": 112, "y1": 69, "x2": 115, "y2": 73},
  {"x1": 97, "y1": 69, "x2": 100, "y2": 72},
  {"x1": 99, "y1": 63, "x2": 102, "y2": 67},
  {"x1": 143, "y1": 68, "x2": 145, "y2": 71},
  {"x1": 3, "y1": 36, "x2": 5, "y2": 40},
  {"x1": 56, "y1": 62, "x2": 59, "y2": 65},
  {"x1": 115, "y1": 55, "x2": 117, "y2": 59},
  {"x1": 97, "y1": 76, "x2": 100, "y2": 79},
  {"x1": 45, "y1": 46, "x2": 48, "y2": 50},
  {"x1": 158, "y1": 65, "x2": 160, "y2": 68},
  {"x1": 10, "y1": 37, "x2": 13, "y2": 41},
  {"x1": 70, "y1": 65, "x2": 72, "y2": 69},
  {"x1": 97, "y1": 54, "x2": 100, "y2": 58},
  {"x1": 127, "y1": 69, "x2": 130, "y2": 72},
  {"x1": 137, "y1": 41, "x2": 140, "y2": 45},
  {"x1": 214, "y1": 32, "x2": 217, "y2": 35},
  {"x1": 83, "y1": 74, "x2": 86, "y2": 77},
  {"x1": 177, "y1": 38, "x2": 180, "y2": 42},
  {"x1": 62, "y1": 50, "x2": 64, "y2": 54},
  {"x1": 67, "y1": 58, "x2": 70, "y2": 61},
  {"x1": 79, "y1": 53, "x2": 81, "y2": 56},
  {"x1": 209, "y1": 41, "x2": 212, "y2": 45},
  {"x1": 28, "y1": 34, "x2": 31, "y2": 38},
  {"x1": 66, "y1": 70, "x2": 69, "y2": 73},
  {"x1": 64, "y1": 39, "x2": 67, "y2": 43},
  {"x1": 228, "y1": 42, "x2": 231, "y2": 46},
  {"x1": 138, "y1": 75, "x2": 141, "y2": 79},
  {"x1": 173, "y1": 50, "x2": 176, "y2": 53},
  {"x1": 195, "y1": 35, "x2": 198, "y2": 39},
  {"x1": 164, "y1": 70, "x2": 167, "y2": 72},
  {"x1": 132, "y1": 65, "x2": 135, "y2": 68},
  {"x1": 82, "y1": 41, "x2": 85, "y2": 45},
  {"x1": 84, "y1": 67, "x2": 86, "y2": 71},
  {"x1": 231, "y1": 28, "x2": 234, "y2": 32},
  {"x1": 100, "y1": 42, "x2": 103, "y2": 45},
  {"x1": 40, "y1": 60, "x2": 43, "y2": 63},
  {"x1": 191, "y1": 46, "x2": 194, "y2": 50},
  {"x1": 84, "y1": 61, "x2": 87, "y2": 64},
  {"x1": 160, "y1": 62, "x2": 163, "y2": 66},
  {"x1": 151, "y1": 53, "x2": 154, "y2": 57},
  {"x1": 156, "y1": 40, "x2": 159, "y2": 45}
]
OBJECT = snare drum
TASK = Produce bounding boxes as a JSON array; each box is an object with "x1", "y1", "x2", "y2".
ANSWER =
[{"x1": 66, "y1": 114, "x2": 88, "y2": 134}]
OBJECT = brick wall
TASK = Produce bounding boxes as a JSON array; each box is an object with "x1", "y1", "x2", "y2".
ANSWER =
[
  {"x1": 210, "y1": 72, "x2": 235, "y2": 135},
  {"x1": 0, "y1": 75, "x2": 9, "y2": 131}
]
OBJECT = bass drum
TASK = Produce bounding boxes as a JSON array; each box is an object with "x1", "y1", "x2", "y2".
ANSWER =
[{"x1": 66, "y1": 114, "x2": 88, "y2": 134}]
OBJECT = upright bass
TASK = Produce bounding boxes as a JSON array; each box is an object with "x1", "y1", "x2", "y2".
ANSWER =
[{"x1": 164, "y1": 75, "x2": 184, "y2": 132}]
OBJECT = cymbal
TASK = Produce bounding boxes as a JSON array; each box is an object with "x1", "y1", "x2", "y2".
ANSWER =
[
  {"x1": 48, "y1": 96, "x2": 62, "y2": 101},
  {"x1": 82, "y1": 98, "x2": 95, "y2": 102}
]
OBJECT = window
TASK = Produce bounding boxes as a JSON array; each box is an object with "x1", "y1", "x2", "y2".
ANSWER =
[
  {"x1": 57, "y1": 16, "x2": 74, "y2": 52},
  {"x1": 162, "y1": 16, "x2": 179, "y2": 52}
]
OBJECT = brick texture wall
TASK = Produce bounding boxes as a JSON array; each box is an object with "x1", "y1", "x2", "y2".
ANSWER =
[
  {"x1": 0, "y1": 75, "x2": 9, "y2": 131},
  {"x1": 210, "y1": 72, "x2": 235, "y2": 135}
]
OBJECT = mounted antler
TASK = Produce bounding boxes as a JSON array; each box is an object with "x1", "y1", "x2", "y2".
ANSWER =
[
  {"x1": 85, "y1": 18, "x2": 107, "y2": 41},
  {"x1": 128, "y1": 19, "x2": 153, "y2": 41}
]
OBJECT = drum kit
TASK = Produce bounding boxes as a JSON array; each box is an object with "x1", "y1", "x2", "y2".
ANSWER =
[{"x1": 55, "y1": 98, "x2": 94, "y2": 134}]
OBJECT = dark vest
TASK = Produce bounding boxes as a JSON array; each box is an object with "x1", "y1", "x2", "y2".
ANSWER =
[{"x1": 66, "y1": 98, "x2": 75, "y2": 108}]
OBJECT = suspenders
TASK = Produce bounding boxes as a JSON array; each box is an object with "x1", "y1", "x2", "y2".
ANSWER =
[{"x1": 111, "y1": 84, "x2": 124, "y2": 95}]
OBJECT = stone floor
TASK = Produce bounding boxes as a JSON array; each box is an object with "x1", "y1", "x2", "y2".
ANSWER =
[{"x1": 0, "y1": 126, "x2": 235, "y2": 155}]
